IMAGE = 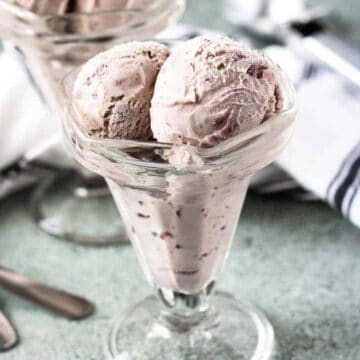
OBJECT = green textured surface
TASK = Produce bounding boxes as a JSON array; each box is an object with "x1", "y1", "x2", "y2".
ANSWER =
[
  {"x1": 2, "y1": 190, "x2": 360, "y2": 360},
  {"x1": 1, "y1": 0, "x2": 360, "y2": 359}
]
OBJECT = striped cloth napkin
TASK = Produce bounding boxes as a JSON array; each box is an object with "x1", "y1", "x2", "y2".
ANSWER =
[
  {"x1": 264, "y1": 43, "x2": 360, "y2": 225},
  {"x1": 1, "y1": 24, "x2": 360, "y2": 227}
]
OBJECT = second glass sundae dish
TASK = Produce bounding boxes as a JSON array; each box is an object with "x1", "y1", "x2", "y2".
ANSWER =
[
  {"x1": 63, "y1": 36, "x2": 296, "y2": 359},
  {"x1": 0, "y1": 0, "x2": 185, "y2": 244}
]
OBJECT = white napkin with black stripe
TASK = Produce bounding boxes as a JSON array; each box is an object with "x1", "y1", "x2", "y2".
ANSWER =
[
  {"x1": 1, "y1": 24, "x2": 360, "y2": 228},
  {"x1": 265, "y1": 44, "x2": 360, "y2": 223}
]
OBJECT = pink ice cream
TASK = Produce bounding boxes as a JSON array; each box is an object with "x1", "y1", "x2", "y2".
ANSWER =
[
  {"x1": 71, "y1": 37, "x2": 286, "y2": 293},
  {"x1": 151, "y1": 36, "x2": 282, "y2": 147},
  {"x1": 10, "y1": 0, "x2": 69, "y2": 15},
  {"x1": 79, "y1": 0, "x2": 155, "y2": 12},
  {"x1": 10, "y1": 0, "x2": 159, "y2": 36},
  {"x1": 75, "y1": 0, "x2": 156, "y2": 33},
  {"x1": 72, "y1": 41, "x2": 169, "y2": 140},
  {"x1": 10, "y1": 0, "x2": 155, "y2": 15}
]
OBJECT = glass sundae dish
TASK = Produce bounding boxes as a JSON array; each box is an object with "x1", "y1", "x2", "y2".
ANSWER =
[
  {"x1": 62, "y1": 37, "x2": 296, "y2": 359},
  {"x1": 0, "y1": 0, "x2": 185, "y2": 245}
]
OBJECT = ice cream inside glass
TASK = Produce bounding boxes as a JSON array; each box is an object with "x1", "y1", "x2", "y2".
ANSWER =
[{"x1": 63, "y1": 37, "x2": 297, "y2": 359}]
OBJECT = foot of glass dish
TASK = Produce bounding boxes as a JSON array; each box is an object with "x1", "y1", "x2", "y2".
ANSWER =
[
  {"x1": 30, "y1": 170, "x2": 128, "y2": 246},
  {"x1": 105, "y1": 292, "x2": 278, "y2": 360}
]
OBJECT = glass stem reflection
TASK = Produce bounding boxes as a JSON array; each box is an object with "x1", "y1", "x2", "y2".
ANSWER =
[{"x1": 158, "y1": 281, "x2": 217, "y2": 333}]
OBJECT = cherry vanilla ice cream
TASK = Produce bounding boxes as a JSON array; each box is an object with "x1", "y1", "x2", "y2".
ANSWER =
[
  {"x1": 10, "y1": 0, "x2": 69, "y2": 15},
  {"x1": 71, "y1": 36, "x2": 284, "y2": 293},
  {"x1": 151, "y1": 36, "x2": 282, "y2": 147},
  {"x1": 72, "y1": 41, "x2": 169, "y2": 140},
  {"x1": 144, "y1": 36, "x2": 283, "y2": 291},
  {"x1": 10, "y1": 0, "x2": 156, "y2": 15}
]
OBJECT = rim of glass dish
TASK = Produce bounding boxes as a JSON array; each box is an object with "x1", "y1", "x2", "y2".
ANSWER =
[
  {"x1": 0, "y1": 0, "x2": 185, "y2": 42},
  {"x1": 62, "y1": 48, "x2": 297, "y2": 172}
]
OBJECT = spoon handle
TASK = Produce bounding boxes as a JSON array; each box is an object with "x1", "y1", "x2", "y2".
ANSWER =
[
  {"x1": 0, "y1": 266, "x2": 94, "y2": 320},
  {"x1": 0, "y1": 311, "x2": 17, "y2": 351}
]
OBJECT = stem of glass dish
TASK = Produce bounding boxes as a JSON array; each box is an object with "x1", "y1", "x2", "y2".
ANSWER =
[{"x1": 157, "y1": 281, "x2": 217, "y2": 333}]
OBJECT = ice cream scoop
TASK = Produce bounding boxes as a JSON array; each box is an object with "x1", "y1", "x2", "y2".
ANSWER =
[
  {"x1": 81, "y1": 0, "x2": 155, "y2": 11},
  {"x1": 72, "y1": 41, "x2": 169, "y2": 140},
  {"x1": 151, "y1": 36, "x2": 283, "y2": 147},
  {"x1": 10, "y1": 0, "x2": 155, "y2": 15},
  {"x1": 74, "y1": 0, "x2": 156, "y2": 33},
  {"x1": 10, "y1": 0, "x2": 69, "y2": 15}
]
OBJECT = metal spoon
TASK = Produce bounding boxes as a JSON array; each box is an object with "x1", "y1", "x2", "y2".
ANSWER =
[
  {"x1": 0, "y1": 265, "x2": 94, "y2": 320},
  {"x1": 0, "y1": 310, "x2": 17, "y2": 351}
]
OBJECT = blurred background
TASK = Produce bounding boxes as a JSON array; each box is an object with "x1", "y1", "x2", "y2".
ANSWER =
[{"x1": 186, "y1": 0, "x2": 360, "y2": 45}]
